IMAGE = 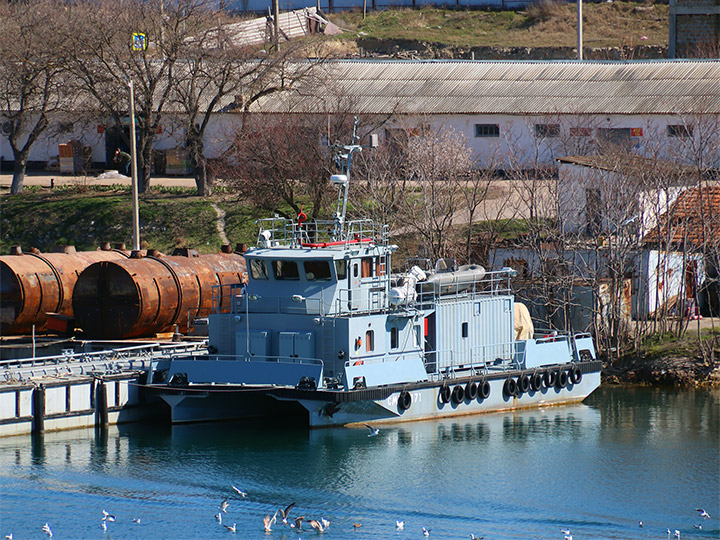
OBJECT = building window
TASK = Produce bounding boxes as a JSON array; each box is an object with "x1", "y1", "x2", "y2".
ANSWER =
[
  {"x1": 535, "y1": 124, "x2": 560, "y2": 138},
  {"x1": 569, "y1": 127, "x2": 591, "y2": 137},
  {"x1": 474, "y1": 124, "x2": 500, "y2": 138},
  {"x1": 365, "y1": 330, "x2": 374, "y2": 352},
  {"x1": 461, "y1": 322, "x2": 469, "y2": 338},
  {"x1": 390, "y1": 327, "x2": 398, "y2": 349},
  {"x1": 667, "y1": 124, "x2": 693, "y2": 137},
  {"x1": 597, "y1": 127, "x2": 633, "y2": 146}
]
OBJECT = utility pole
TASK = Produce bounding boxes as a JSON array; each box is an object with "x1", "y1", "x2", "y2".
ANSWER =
[
  {"x1": 128, "y1": 79, "x2": 140, "y2": 251},
  {"x1": 577, "y1": 0, "x2": 583, "y2": 60}
]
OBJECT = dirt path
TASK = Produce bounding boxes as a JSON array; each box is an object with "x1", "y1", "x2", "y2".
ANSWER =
[{"x1": 210, "y1": 202, "x2": 230, "y2": 245}]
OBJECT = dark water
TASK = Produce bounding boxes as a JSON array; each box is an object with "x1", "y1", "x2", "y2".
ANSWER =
[{"x1": 1, "y1": 387, "x2": 718, "y2": 540}]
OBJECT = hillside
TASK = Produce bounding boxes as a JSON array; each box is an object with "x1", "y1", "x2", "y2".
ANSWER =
[{"x1": 327, "y1": 2, "x2": 669, "y2": 58}]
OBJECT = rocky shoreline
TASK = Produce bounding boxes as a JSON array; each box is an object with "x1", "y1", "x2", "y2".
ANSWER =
[{"x1": 603, "y1": 352, "x2": 720, "y2": 387}]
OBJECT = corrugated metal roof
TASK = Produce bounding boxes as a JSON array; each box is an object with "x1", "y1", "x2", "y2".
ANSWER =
[
  {"x1": 251, "y1": 60, "x2": 720, "y2": 115},
  {"x1": 220, "y1": 7, "x2": 326, "y2": 47}
]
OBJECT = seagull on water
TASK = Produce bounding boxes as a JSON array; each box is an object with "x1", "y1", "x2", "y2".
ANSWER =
[
  {"x1": 101, "y1": 510, "x2": 116, "y2": 522},
  {"x1": 694, "y1": 524, "x2": 703, "y2": 530},
  {"x1": 365, "y1": 424, "x2": 380, "y2": 437},
  {"x1": 279, "y1": 502, "x2": 296, "y2": 525},
  {"x1": 220, "y1": 498, "x2": 230, "y2": 513},
  {"x1": 564, "y1": 535, "x2": 573, "y2": 540},
  {"x1": 101, "y1": 521, "x2": 107, "y2": 532},
  {"x1": 696, "y1": 508, "x2": 711, "y2": 519},
  {"x1": 396, "y1": 520, "x2": 404, "y2": 531},
  {"x1": 423, "y1": 527, "x2": 431, "y2": 536},
  {"x1": 674, "y1": 530, "x2": 681, "y2": 539},
  {"x1": 470, "y1": 534, "x2": 484, "y2": 539},
  {"x1": 353, "y1": 522, "x2": 362, "y2": 528},
  {"x1": 320, "y1": 518, "x2": 330, "y2": 530},
  {"x1": 561, "y1": 528, "x2": 571, "y2": 536},
  {"x1": 667, "y1": 528, "x2": 672, "y2": 539},
  {"x1": 132, "y1": 517, "x2": 141, "y2": 524},
  {"x1": 263, "y1": 512, "x2": 277, "y2": 532},
  {"x1": 4, "y1": 534, "x2": 12, "y2": 540},
  {"x1": 307, "y1": 519, "x2": 325, "y2": 532},
  {"x1": 224, "y1": 523, "x2": 237, "y2": 533},
  {"x1": 232, "y1": 485, "x2": 247, "y2": 498},
  {"x1": 639, "y1": 520, "x2": 643, "y2": 527},
  {"x1": 42, "y1": 523, "x2": 53, "y2": 537}
]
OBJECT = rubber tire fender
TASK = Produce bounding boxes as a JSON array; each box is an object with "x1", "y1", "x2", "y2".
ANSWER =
[
  {"x1": 570, "y1": 366, "x2": 583, "y2": 385},
  {"x1": 439, "y1": 384, "x2": 451, "y2": 404},
  {"x1": 556, "y1": 369, "x2": 569, "y2": 388},
  {"x1": 518, "y1": 373, "x2": 531, "y2": 394},
  {"x1": 530, "y1": 371, "x2": 543, "y2": 391},
  {"x1": 451, "y1": 385, "x2": 465, "y2": 404},
  {"x1": 398, "y1": 389, "x2": 412, "y2": 411},
  {"x1": 478, "y1": 379, "x2": 491, "y2": 399},
  {"x1": 465, "y1": 380, "x2": 478, "y2": 400},
  {"x1": 543, "y1": 370, "x2": 557, "y2": 388},
  {"x1": 503, "y1": 377, "x2": 518, "y2": 397}
]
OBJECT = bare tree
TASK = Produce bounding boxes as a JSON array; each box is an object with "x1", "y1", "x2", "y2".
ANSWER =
[{"x1": 0, "y1": 0, "x2": 72, "y2": 194}]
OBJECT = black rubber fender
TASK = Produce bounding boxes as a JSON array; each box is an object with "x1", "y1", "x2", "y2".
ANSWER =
[
  {"x1": 570, "y1": 365, "x2": 583, "y2": 385},
  {"x1": 531, "y1": 371, "x2": 543, "y2": 391},
  {"x1": 556, "y1": 369, "x2": 569, "y2": 388},
  {"x1": 451, "y1": 385, "x2": 465, "y2": 404},
  {"x1": 518, "y1": 373, "x2": 531, "y2": 394},
  {"x1": 398, "y1": 389, "x2": 412, "y2": 411},
  {"x1": 503, "y1": 377, "x2": 518, "y2": 397},
  {"x1": 439, "y1": 384, "x2": 451, "y2": 404},
  {"x1": 465, "y1": 380, "x2": 478, "y2": 400},
  {"x1": 543, "y1": 370, "x2": 557, "y2": 388},
  {"x1": 478, "y1": 379, "x2": 491, "y2": 399}
]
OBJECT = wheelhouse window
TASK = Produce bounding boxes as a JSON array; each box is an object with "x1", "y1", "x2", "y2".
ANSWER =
[
  {"x1": 475, "y1": 124, "x2": 500, "y2": 138},
  {"x1": 272, "y1": 260, "x2": 299, "y2": 280},
  {"x1": 335, "y1": 260, "x2": 347, "y2": 280},
  {"x1": 304, "y1": 260, "x2": 332, "y2": 281},
  {"x1": 249, "y1": 259, "x2": 268, "y2": 280}
]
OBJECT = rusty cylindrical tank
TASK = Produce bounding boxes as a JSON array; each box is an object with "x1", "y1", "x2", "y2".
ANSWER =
[
  {"x1": 72, "y1": 252, "x2": 246, "y2": 339},
  {"x1": 0, "y1": 246, "x2": 128, "y2": 335}
]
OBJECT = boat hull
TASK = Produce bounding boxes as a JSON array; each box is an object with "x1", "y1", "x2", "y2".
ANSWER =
[{"x1": 154, "y1": 361, "x2": 602, "y2": 428}]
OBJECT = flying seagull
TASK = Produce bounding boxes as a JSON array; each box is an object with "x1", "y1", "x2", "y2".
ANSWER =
[
  {"x1": 232, "y1": 486, "x2": 247, "y2": 498},
  {"x1": 694, "y1": 524, "x2": 703, "y2": 530},
  {"x1": 696, "y1": 509, "x2": 711, "y2": 519},
  {"x1": 674, "y1": 530, "x2": 681, "y2": 539},
  {"x1": 101, "y1": 510, "x2": 116, "y2": 522},
  {"x1": 396, "y1": 521, "x2": 404, "y2": 531},
  {"x1": 132, "y1": 518, "x2": 141, "y2": 524},
  {"x1": 263, "y1": 512, "x2": 278, "y2": 532},
  {"x1": 470, "y1": 534, "x2": 484, "y2": 539},
  {"x1": 561, "y1": 528, "x2": 571, "y2": 536},
  {"x1": 320, "y1": 518, "x2": 330, "y2": 529},
  {"x1": 292, "y1": 516, "x2": 305, "y2": 531},
  {"x1": 5, "y1": 534, "x2": 12, "y2": 540},
  {"x1": 216, "y1": 513, "x2": 223, "y2": 524},
  {"x1": 364, "y1": 424, "x2": 380, "y2": 437},
  {"x1": 224, "y1": 523, "x2": 237, "y2": 533},
  {"x1": 101, "y1": 521, "x2": 107, "y2": 532},
  {"x1": 423, "y1": 527, "x2": 431, "y2": 536},
  {"x1": 279, "y1": 502, "x2": 296, "y2": 525},
  {"x1": 42, "y1": 523, "x2": 53, "y2": 537},
  {"x1": 220, "y1": 498, "x2": 230, "y2": 513}
]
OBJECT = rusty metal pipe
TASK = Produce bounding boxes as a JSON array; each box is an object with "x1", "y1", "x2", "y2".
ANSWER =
[{"x1": 72, "y1": 253, "x2": 246, "y2": 339}]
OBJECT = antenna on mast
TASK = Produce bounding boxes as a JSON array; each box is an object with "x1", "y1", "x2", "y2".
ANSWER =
[{"x1": 329, "y1": 117, "x2": 377, "y2": 242}]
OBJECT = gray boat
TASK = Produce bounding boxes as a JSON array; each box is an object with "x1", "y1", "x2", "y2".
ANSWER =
[{"x1": 150, "y1": 127, "x2": 601, "y2": 428}]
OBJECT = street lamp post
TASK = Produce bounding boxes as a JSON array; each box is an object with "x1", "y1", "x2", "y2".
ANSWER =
[{"x1": 128, "y1": 79, "x2": 140, "y2": 251}]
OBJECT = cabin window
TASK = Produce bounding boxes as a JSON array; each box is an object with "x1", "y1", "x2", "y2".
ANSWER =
[
  {"x1": 304, "y1": 260, "x2": 332, "y2": 281},
  {"x1": 365, "y1": 330, "x2": 374, "y2": 352},
  {"x1": 376, "y1": 256, "x2": 386, "y2": 276},
  {"x1": 361, "y1": 257, "x2": 373, "y2": 278},
  {"x1": 462, "y1": 322, "x2": 469, "y2": 338},
  {"x1": 249, "y1": 259, "x2": 268, "y2": 280},
  {"x1": 335, "y1": 260, "x2": 347, "y2": 280},
  {"x1": 390, "y1": 327, "x2": 398, "y2": 349},
  {"x1": 272, "y1": 260, "x2": 299, "y2": 280}
]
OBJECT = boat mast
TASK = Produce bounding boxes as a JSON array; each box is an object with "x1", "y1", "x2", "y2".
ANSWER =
[{"x1": 331, "y1": 119, "x2": 361, "y2": 242}]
